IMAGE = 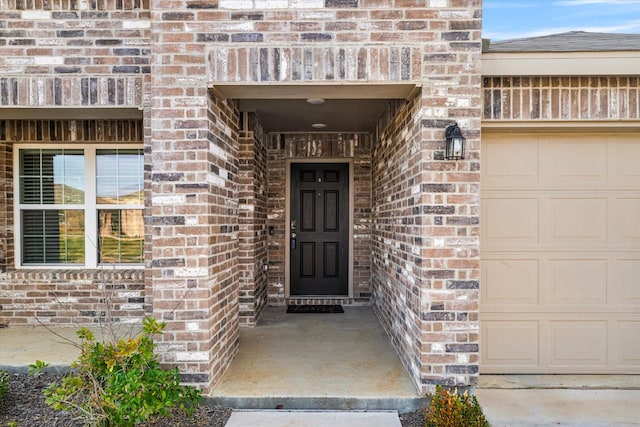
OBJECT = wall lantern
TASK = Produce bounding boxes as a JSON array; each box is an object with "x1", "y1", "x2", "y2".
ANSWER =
[{"x1": 444, "y1": 123, "x2": 466, "y2": 160}]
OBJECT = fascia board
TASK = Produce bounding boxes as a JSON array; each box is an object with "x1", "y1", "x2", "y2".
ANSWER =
[{"x1": 482, "y1": 51, "x2": 640, "y2": 76}]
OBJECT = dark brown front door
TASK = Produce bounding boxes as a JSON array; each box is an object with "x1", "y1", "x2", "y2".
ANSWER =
[{"x1": 290, "y1": 163, "x2": 349, "y2": 296}]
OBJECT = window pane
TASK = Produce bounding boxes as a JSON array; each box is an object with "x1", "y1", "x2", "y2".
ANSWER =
[
  {"x1": 96, "y1": 149, "x2": 143, "y2": 205},
  {"x1": 98, "y1": 209, "x2": 143, "y2": 264},
  {"x1": 22, "y1": 210, "x2": 85, "y2": 264},
  {"x1": 20, "y1": 149, "x2": 84, "y2": 204}
]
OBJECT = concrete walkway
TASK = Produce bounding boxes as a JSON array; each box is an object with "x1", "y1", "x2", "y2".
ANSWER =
[
  {"x1": 477, "y1": 388, "x2": 640, "y2": 427},
  {"x1": 477, "y1": 374, "x2": 640, "y2": 426},
  {"x1": 224, "y1": 410, "x2": 402, "y2": 427}
]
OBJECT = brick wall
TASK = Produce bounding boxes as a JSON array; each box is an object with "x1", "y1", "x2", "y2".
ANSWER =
[
  {"x1": 202, "y1": 1, "x2": 483, "y2": 85},
  {"x1": 372, "y1": 97, "x2": 423, "y2": 385},
  {"x1": 484, "y1": 76, "x2": 640, "y2": 121},
  {"x1": 0, "y1": 270, "x2": 146, "y2": 325},
  {"x1": 0, "y1": 119, "x2": 147, "y2": 325},
  {"x1": 266, "y1": 133, "x2": 372, "y2": 305},
  {"x1": 373, "y1": 94, "x2": 481, "y2": 391},
  {"x1": 238, "y1": 112, "x2": 268, "y2": 326},
  {"x1": 1, "y1": 0, "x2": 484, "y2": 394},
  {"x1": 0, "y1": 0, "x2": 150, "y2": 107},
  {"x1": 0, "y1": 1, "x2": 151, "y2": 326}
]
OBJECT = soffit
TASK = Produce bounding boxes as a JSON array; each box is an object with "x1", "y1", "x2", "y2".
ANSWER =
[{"x1": 213, "y1": 83, "x2": 418, "y2": 133}]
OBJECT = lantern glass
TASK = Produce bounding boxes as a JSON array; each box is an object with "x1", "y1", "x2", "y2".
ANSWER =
[{"x1": 448, "y1": 137, "x2": 464, "y2": 159}]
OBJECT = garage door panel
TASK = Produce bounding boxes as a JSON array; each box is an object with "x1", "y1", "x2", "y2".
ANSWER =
[
  {"x1": 481, "y1": 259, "x2": 539, "y2": 305},
  {"x1": 482, "y1": 198, "x2": 539, "y2": 247},
  {"x1": 617, "y1": 198, "x2": 640, "y2": 244},
  {"x1": 481, "y1": 131, "x2": 640, "y2": 374},
  {"x1": 548, "y1": 259, "x2": 608, "y2": 305},
  {"x1": 545, "y1": 140, "x2": 609, "y2": 185},
  {"x1": 482, "y1": 137, "x2": 539, "y2": 188},
  {"x1": 616, "y1": 321, "x2": 640, "y2": 367},
  {"x1": 619, "y1": 140, "x2": 640, "y2": 179},
  {"x1": 617, "y1": 259, "x2": 640, "y2": 303},
  {"x1": 482, "y1": 321, "x2": 539, "y2": 368},
  {"x1": 548, "y1": 198, "x2": 607, "y2": 245},
  {"x1": 549, "y1": 321, "x2": 608, "y2": 367}
]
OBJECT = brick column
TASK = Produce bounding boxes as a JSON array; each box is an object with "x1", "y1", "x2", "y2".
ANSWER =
[
  {"x1": 416, "y1": 22, "x2": 483, "y2": 389},
  {"x1": 149, "y1": 89, "x2": 240, "y2": 392},
  {"x1": 150, "y1": 1, "x2": 240, "y2": 392},
  {"x1": 372, "y1": 2, "x2": 482, "y2": 393}
]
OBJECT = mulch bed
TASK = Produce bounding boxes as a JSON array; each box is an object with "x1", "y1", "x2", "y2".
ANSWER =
[{"x1": 0, "y1": 372, "x2": 424, "y2": 427}]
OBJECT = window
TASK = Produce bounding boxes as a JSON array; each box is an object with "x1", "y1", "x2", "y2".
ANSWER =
[{"x1": 15, "y1": 146, "x2": 144, "y2": 267}]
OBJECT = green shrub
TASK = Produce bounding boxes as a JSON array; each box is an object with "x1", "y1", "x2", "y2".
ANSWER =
[
  {"x1": 0, "y1": 370, "x2": 9, "y2": 401},
  {"x1": 424, "y1": 385, "x2": 490, "y2": 427},
  {"x1": 32, "y1": 317, "x2": 201, "y2": 427}
]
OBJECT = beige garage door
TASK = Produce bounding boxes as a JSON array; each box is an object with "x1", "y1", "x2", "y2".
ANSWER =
[{"x1": 481, "y1": 131, "x2": 640, "y2": 374}]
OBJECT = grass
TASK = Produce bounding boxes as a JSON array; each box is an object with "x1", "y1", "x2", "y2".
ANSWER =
[
  {"x1": 43, "y1": 235, "x2": 142, "y2": 264},
  {"x1": 99, "y1": 236, "x2": 143, "y2": 263}
]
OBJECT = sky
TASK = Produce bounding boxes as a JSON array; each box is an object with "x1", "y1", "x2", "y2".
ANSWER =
[{"x1": 483, "y1": 0, "x2": 640, "y2": 41}]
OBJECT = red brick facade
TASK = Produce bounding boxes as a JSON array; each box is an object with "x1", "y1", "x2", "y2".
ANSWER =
[
  {"x1": 0, "y1": 0, "x2": 150, "y2": 107},
  {"x1": 0, "y1": 0, "x2": 486, "y2": 394},
  {"x1": 3, "y1": 0, "x2": 638, "y2": 395}
]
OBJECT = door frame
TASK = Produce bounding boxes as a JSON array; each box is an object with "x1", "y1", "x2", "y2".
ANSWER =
[{"x1": 285, "y1": 158, "x2": 354, "y2": 298}]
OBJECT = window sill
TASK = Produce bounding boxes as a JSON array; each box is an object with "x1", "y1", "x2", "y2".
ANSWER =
[{"x1": 0, "y1": 268, "x2": 145, "y2": 281}]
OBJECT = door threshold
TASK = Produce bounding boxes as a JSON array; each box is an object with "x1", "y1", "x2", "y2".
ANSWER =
[{"x1": 287, "y1": 297, "x2": 353, "y2": 305}]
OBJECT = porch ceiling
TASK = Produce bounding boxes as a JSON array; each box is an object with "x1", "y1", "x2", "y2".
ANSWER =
[{"x1": 213, "y1": 83, "x2": 418, "y2": 133}]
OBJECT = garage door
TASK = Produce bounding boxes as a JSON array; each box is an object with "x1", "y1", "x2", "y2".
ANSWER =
[{"x1": 480, "y1": 131, "x2": 640, "y2": 373}]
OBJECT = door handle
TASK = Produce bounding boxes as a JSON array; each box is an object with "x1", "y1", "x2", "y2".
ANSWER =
[{"x1": 291, "y1": 232, "x2": 297, "y2": 250}]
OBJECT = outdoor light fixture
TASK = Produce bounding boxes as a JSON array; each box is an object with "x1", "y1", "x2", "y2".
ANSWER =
[
  {"x1": 306, "y1": 98, "x2": 325, "y2": 105},
  {"x1": 444, "y1": 123, "x2": 466, "y2": 160}
]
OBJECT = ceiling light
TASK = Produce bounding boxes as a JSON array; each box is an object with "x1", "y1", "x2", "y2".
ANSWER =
[
  {"x1": 306, "y1": 98, "x2": 325, "y2": 105},
  {"x1": 311, "y1": 123, "x2": 327, "y2": 129}
]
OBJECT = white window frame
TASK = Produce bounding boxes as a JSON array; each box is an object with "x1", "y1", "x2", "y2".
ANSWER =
[{"x1": 14, "y1": 144, "x2": 144, "y2": 269}]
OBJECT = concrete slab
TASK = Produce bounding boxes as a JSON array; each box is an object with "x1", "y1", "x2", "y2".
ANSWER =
[
  {"x1": 224, "y1": 410, "x2": 402, "y2": 427},
  {"x1": 210, "y1": 306, "x2": 424, "y2": 411},
  {"x1": 477, "y1": 389, "x2": 640, "y2": 427},
  {"x1": 0, "y1": 324, "x2": 138, "y2": 370},
  {"x1": 0, "y1": 307, "x2": 424, "y2": 410},
  {"x1": 0, "y1": 325, "x2": 82, "y2": 369}
]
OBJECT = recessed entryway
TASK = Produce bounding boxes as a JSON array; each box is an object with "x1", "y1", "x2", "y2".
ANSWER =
[{"x1": 289, "y1": 162, "x2": 350, "y2": 296}]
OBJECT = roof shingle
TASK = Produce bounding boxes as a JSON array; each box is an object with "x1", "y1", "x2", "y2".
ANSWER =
[{"x1": 484, "y1": 31, "x2": 640, "y2": 53}]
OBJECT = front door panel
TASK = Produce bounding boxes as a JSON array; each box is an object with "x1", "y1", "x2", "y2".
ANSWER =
[{"x1": 290, "y1": 163, "x2": 349, "y2": 296}]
